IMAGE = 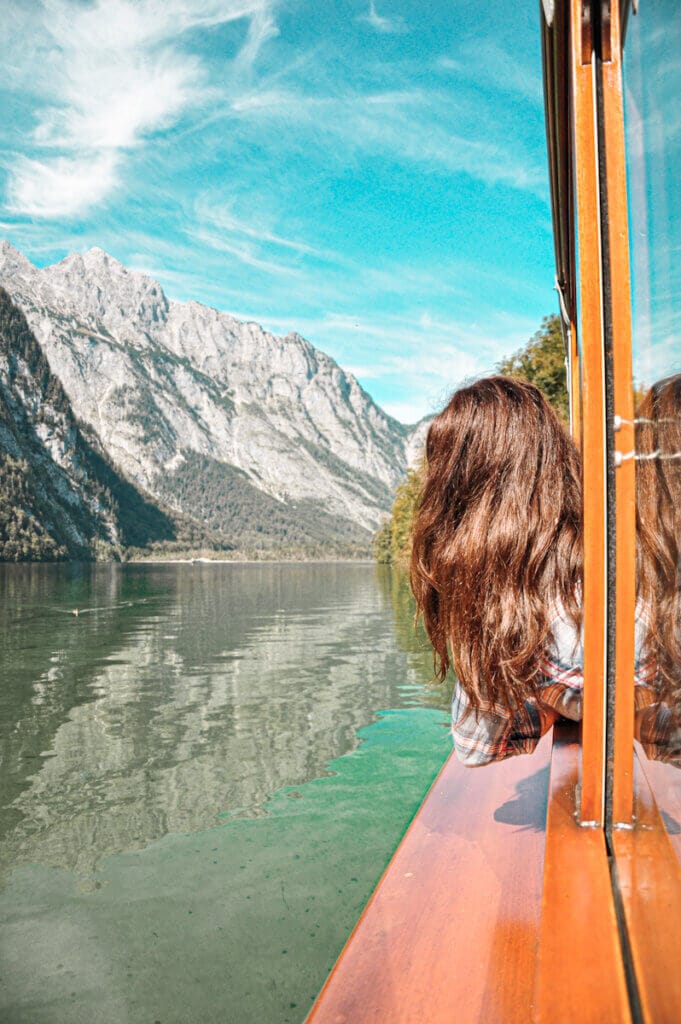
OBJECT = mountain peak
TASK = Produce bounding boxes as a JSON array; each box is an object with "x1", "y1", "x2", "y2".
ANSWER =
[
  {"x1": 58, "y1": 246, "x2": 128, "y2": 276},
  {"x1": 0, "y1": 239, "x2": 36, "y2": 274},
  {"x1": 0, "y1": 239, "x2": 23, "y2": 257},
  {"x1": 83, "y1": 245, "x2": 115, "y2": 264},
  {"x1": 0, "y1": 245, "x2": 170, "y2": 334},
  {"x1": 83, "y1": 249, "x2": 168, "y2": 304}
]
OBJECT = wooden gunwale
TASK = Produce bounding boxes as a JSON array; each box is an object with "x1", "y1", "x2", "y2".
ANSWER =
[
  {"x1": 536, "y1": 724, "x2": 631, "y2": 1023},
  {"x1": 612, "y1": 752, "x2": 681, "y2": 1023},
  {"x1": 305, "y1": 736, "x2": 552, "y2": 1023},
  {"x1": 635, "y1": 748, "x2": 681, "y2": 865}
]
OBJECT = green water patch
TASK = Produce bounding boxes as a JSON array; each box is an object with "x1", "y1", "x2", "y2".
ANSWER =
[{"x1": 0, "y1": 706, "x2": 450, "y2": 1024}]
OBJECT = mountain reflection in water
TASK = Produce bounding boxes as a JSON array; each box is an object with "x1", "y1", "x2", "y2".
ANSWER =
[{"x1": 0, "y1": 562, "x2": 448, "y2": 881}]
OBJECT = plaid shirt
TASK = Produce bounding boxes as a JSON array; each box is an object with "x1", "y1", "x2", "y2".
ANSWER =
[
  {"x1": 635, "y1": 680, "x2": 681, "y2": 765},
  {"x1": 451, "y1": 608, "x2": 673, "y2": 767}
]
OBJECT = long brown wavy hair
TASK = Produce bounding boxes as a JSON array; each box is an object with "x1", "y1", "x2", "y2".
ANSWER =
[
  {"x1": 410, "y1": 376, "x2": 582, "y2": 711},
  {"x1": 636, "y1": 373, "x2": 681, "y2": 704}
]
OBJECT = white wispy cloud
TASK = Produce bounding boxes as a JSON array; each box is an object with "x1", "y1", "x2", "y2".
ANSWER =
[
  {"x1": 380, "y1": 399, "x2": 430, "y2": 424},
  {"x1": 313, "y1": 311, "x2": 522, "y2": 366},
  {"x1": 359, "y1": 1, "x2": 406, "y2": 34},
  {"x1": 195, "y1": 197, "x2": 329, "y2": 259},
  {"x1": 189, "y1": 226, "x2": 304, "y2": 277},
  {"x1": 181, "y1": 194, "x2": 351, "y2": 279},
  {"x1": 436, "y1": 42, "x2": 543, "y2": 105},
  {"x1": 4, "y1": 0, "x2": 276, "y2": 219},
  {"x1": 226, "y1": 85, "x2": 546, "y2": 194},
  {"x1": 7, "y1": 153, "x2": 118, "y2": 219},
  {"x1": 232, "y1": 6, "x2": 280, "y2": 81}
]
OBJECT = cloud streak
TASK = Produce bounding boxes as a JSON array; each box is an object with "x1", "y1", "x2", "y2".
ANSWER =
[
  {"x1": 4, "y1": 0, "x2": 276, "y2": 218},
  {"x1": 437, "y1": 41, "x2": 543, "y2": 105},
  {"x1": 195, "y1": 197, "x2": 330, "y2": 259},
  {"x1": 8, "y1": 153, "x2": 118, "y2": 219},
  {"x1": 226, "y1": 86, "x2": 547, "y2": 194},
  {"x1": 359, "y1": 1, "x2": 406, "y2": 34}
]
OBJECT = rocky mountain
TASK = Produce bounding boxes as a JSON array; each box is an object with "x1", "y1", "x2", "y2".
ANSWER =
[
  {"x1": 0, "y1": 287, "x2": 184, "y2": 560},
  {"x1": 0, "y1": 241, "x2": 427, "y2": 554},
  {"x1": 405, "y1": 417, "x2": 429, "y2": 468}
]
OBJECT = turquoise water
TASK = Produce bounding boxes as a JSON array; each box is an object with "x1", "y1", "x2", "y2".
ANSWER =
[{"x1": 0, "y1": 563, "x2": 451, "y2": 1023}]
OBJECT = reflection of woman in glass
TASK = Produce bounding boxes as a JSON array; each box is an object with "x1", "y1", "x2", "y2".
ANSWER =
[
  {"x1": 409, "y1": 377, "x2": 584, "y2": 766},
  {"x1": 635, "y1": 373, "x2": 681, "y2": 763}
]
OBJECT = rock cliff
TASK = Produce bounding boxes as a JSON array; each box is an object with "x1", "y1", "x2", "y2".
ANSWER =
[{"x1": 0, "y1": 242, "x2": 429, "y2": 553}]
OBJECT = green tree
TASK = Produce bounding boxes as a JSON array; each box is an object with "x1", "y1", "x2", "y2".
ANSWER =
[
  {"x1": 391, "y1": 467, "x2": 423, "y2": 564},
  {"x1": 373, "y1": 518, "x2": 393, "y2": 564},
  {"x1": 496, "y1": 314, "x2": 568, "y2": 422},
  {"x1": 373, "y1": 465, "x2": 424, "y2": 566}
]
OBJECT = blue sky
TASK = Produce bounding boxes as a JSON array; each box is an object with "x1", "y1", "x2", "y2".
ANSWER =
[
  {"x1": 0, "y1": 0, "x2": 557, "y2": 423},
  {"x1": 623, "y1": 1, "x2": 681, "y2": 388}
]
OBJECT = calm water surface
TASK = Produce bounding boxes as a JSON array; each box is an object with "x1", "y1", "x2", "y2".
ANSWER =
[{"x1": 0, "y1": 563, "x2": 451, "y2": 1024}]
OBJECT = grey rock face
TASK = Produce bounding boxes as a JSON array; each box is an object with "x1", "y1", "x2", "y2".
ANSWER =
[
  {"x1": 405, "y1": 417, "x2": 431, "y2": 469},
  {"x1": 0, "y1": 242, "x2": 427, "y2": 543},
  {"x1": 0, "y1": 286, "x2": 175, "y2": 558}
]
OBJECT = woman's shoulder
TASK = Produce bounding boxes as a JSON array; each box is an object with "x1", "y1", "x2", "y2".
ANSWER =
[
  {"x1": 539, "y1": 604, "x2": 584, "y2": 721},
  {"x1": 543, "y1": 598, "x2": 650, "y2": 683},
  {"x1": 547, "y1": 603, "x2": 583, "y2": 669}
]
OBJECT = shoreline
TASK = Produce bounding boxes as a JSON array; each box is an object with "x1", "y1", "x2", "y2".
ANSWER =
[
  {"x1": 0, "y1": 557, "x2": 378, "y2": 567},
  {"x1": 125, "y1": 557, "x2": 377, "y2": 565}
]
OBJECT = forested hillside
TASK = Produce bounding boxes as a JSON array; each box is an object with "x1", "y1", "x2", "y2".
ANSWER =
[{"x1": 155, "y1": 451, "x2": 372, "y2": 556}]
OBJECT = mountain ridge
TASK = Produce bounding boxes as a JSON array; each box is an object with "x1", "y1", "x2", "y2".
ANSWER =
[{"x1": 0, "y1": 241, "x2": 431, "y2": 558}]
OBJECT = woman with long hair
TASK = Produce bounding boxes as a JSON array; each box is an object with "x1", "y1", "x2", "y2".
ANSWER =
[
  {"x1": 409, "y1": 376, "x2": 584, "y2": 766},
  {"x1": 634, "y1": 373, "x2": 681, "y2": 762}
]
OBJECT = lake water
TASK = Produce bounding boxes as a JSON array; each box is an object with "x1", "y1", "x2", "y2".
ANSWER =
[{"x1": 0, "y1": 562, "x2": 451, "y2": 1024}]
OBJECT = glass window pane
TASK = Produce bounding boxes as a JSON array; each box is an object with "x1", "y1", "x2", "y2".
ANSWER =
[{"x1": 624, "y1": 1, "x2": 681, "y2": 850}]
